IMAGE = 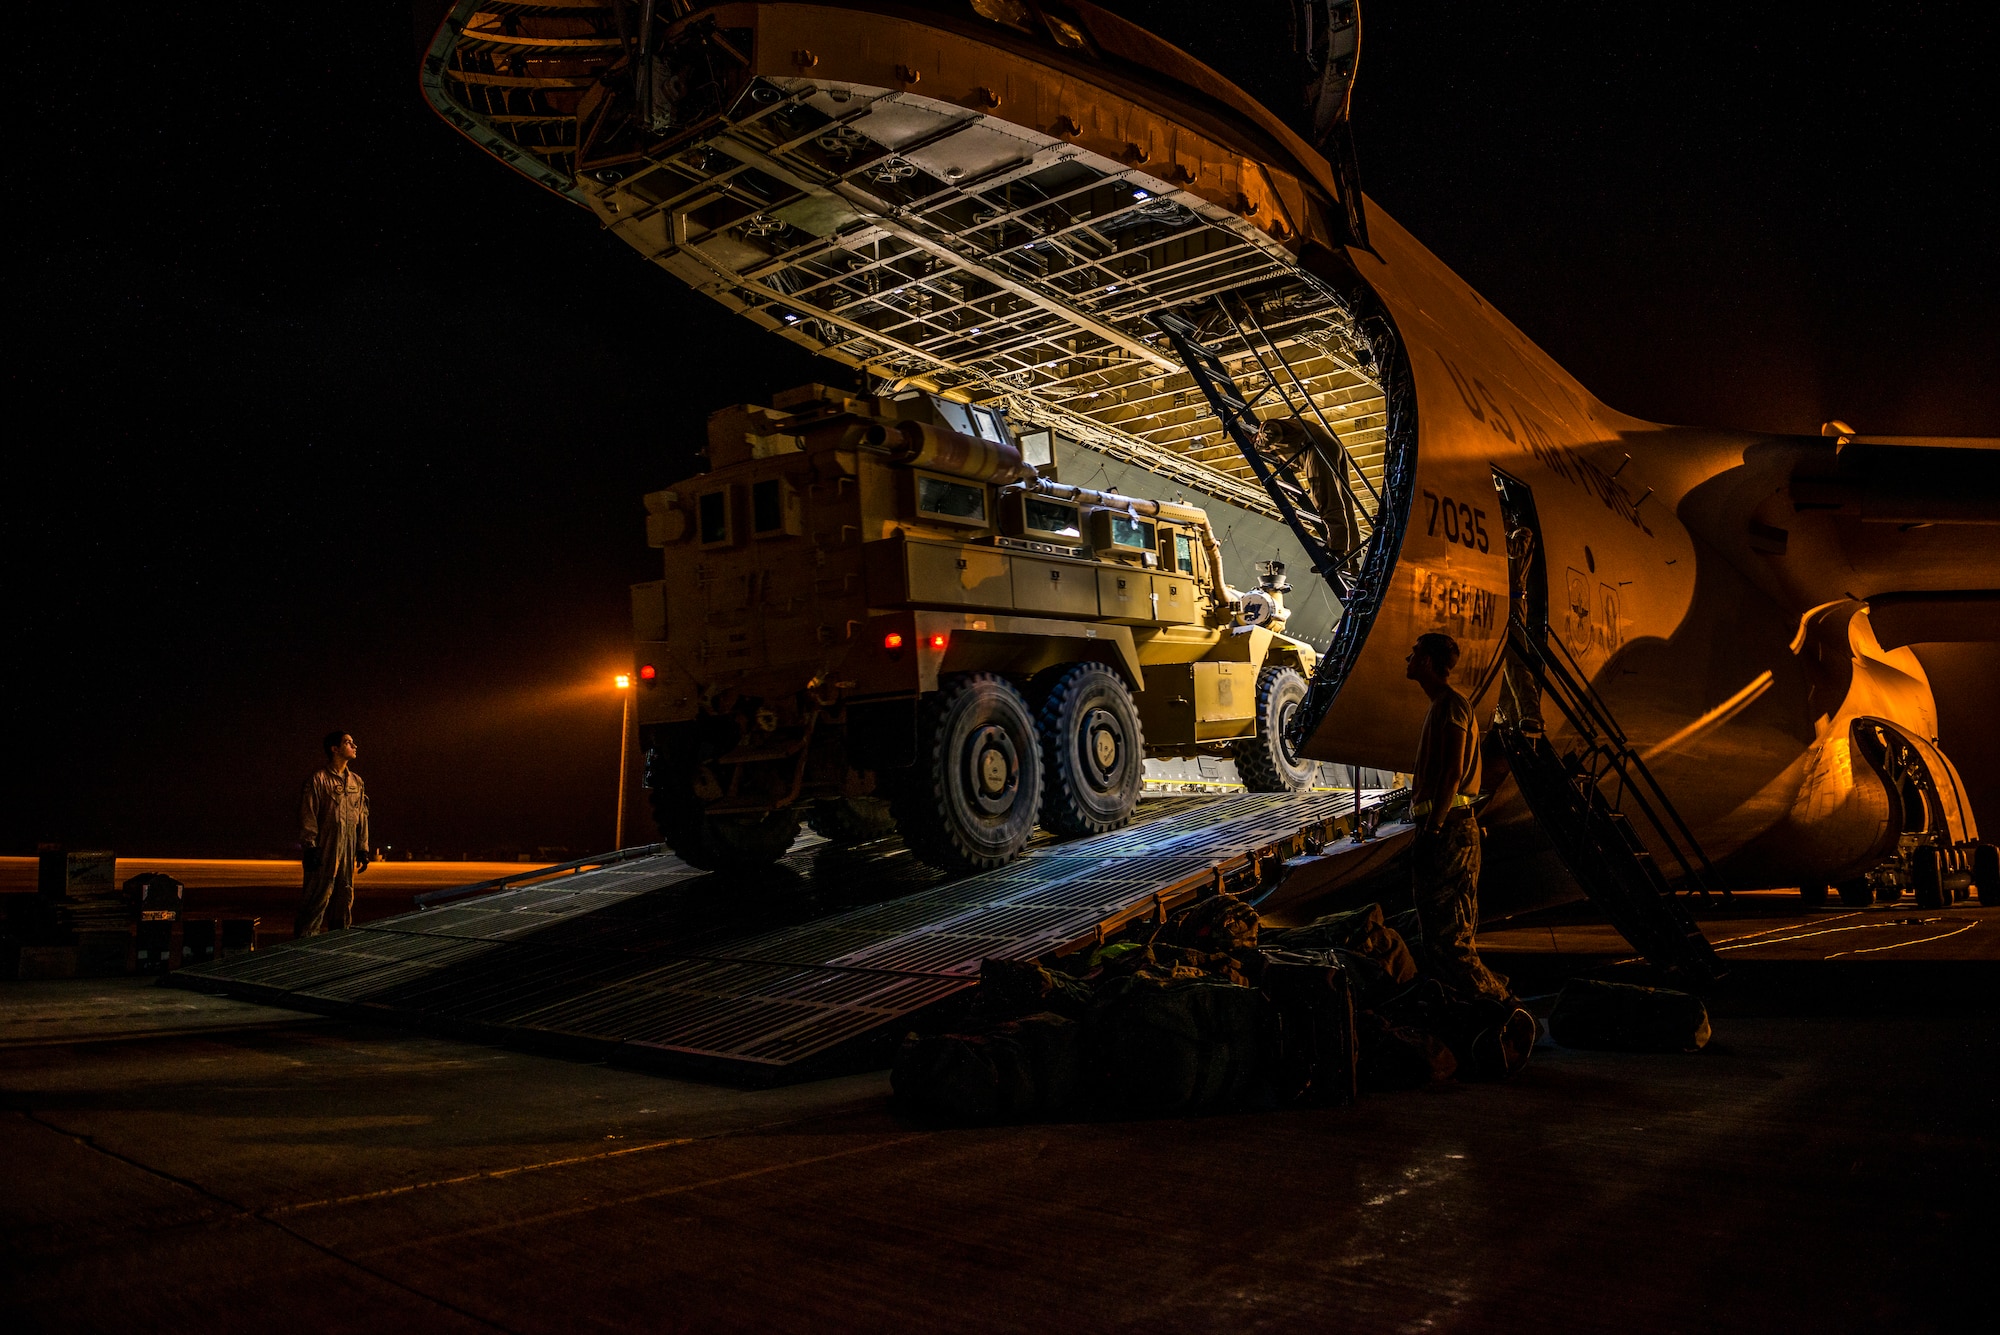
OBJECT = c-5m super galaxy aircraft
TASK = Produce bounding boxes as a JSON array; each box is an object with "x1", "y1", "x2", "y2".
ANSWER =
[{"x1": 418, "y1": 1, "x2": 1998, "y2": 939}]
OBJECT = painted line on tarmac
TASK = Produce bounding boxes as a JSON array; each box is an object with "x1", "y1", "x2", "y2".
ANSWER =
[
  {"x1": 1715, "y1": 914, "x2": 1974, "y2": 954},
  {"x1": 0, "y1": 1018, "x2": 321, "y2": 1049},
  {"x1": 1824, "y1": 919, "x2": 1980, "y2": 958},
  {"x1": 265, "y1": 1135, "x2": 703, "y2": 1217},
  {"x1": 20, "y1": 1108, "x2": 519, "y2": 1332},
  {"x1": 346, "y1": 1133, "x2": 933, "y2": 1259},
  {"x1": 1710, "y1": 912, "x2": 1864, "y2": 948}
]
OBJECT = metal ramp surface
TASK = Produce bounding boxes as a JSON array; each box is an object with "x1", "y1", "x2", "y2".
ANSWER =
[{"x1": 167, "y1": 792, "x2": 1362, "y2": 1081}]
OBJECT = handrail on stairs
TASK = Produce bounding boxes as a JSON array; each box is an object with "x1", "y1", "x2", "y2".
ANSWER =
[{"x1": 1504, "y1": 618, "x2": 1718, "y2": 894}]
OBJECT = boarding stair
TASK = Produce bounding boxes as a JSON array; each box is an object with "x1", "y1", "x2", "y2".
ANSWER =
[
  {"x1": 1485, "y1": 618, "x2": 1723, "y2": 985},
  {"x1": 1157, "y1": 300, "x2": 1721, "y2": 983}
]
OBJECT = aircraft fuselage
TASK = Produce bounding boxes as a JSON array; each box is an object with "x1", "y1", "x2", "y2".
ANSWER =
[{"x1": 420, "y1": 0, "x2": 1994, "y2": 902}]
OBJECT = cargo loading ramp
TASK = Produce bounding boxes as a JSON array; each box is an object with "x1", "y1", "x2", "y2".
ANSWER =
[
  {"x1": 168, "y1": 792, "x2": 1375, "y2": 1081},
  {"x1": 420, "y1": 4, "x2": 1403, "y2": 525}
]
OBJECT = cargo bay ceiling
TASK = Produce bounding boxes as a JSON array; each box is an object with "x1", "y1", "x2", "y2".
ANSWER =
[{"x1": 421, "y1": 2, "x2": 1392, "y2": 531}]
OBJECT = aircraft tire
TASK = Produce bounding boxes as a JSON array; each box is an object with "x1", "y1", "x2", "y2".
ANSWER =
[
  {"x1": 1799, "y1": 882, "x2": 1828, "y2": 908},
  {"x1": 1236, "y1": 666, "x2": 1315, "y2": 793},
  {"x1": 1973, "y1": 843, "x2": 2000, "y2": 906},
  {"x1": 892, "y1": 672, "x2": 1042, "y2": 873},
  {"x1": 1912, "y1": 846, "x2": 1948, "y2": 909},
  {"x1": 1836, "y1": 879, "x2": 1873, "y2": 908},
  {"x1": 1035, "y1": 663, "x2": 1143, "y2": 837}
]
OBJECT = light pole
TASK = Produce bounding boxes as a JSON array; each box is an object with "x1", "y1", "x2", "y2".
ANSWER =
[{"x1": 614, "y1": 673, "x2": 632, "y2": 849}]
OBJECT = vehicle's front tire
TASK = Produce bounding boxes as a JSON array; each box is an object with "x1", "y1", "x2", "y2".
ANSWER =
[
  {"x1": 1235, "y1": 666, "x2": 1315, "y2": 792},
  {"x1": 892, "y1": 673, "x2": 1043, "y2": 874},
  {"x1": 1036, "y1": 663, "x2": 1144, "y2": 837}
]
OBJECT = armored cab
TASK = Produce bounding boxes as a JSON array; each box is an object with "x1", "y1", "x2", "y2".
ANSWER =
[{"x1": 631, "y1": 384, "x2": 1321, "y2": 872}]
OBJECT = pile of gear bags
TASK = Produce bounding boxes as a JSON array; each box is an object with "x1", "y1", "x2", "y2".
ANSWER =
[{"x1": 892, "y1": 893, "x2": 1710, "y2": 1123}]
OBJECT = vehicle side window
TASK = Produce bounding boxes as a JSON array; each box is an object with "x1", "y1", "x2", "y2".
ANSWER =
[
  {"x1": 915, "y1": 473, "x2": 988, "y2": 526},
  {"x1": 698, "y1": 490, "x2": 730, "y2": 545},
  {"x1": 1024, "y1": 496, "x2": 1080, "y2": 538},
  {"x1": 1109, "y1": 514, "x2": 1153, "y2": 549},
  {"x1": 1174, "y1": 532, "x2": 1195, "y2": 574}
]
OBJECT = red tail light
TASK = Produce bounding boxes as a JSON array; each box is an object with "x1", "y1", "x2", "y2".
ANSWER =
[
  {"x1": 638, "y1": 664, "x2": 656, "y2": 680},
  {"x1": 883, "y1": 632, "x2": 905, "y2": 650},
  {"x1": 928, "y1": 633, "x2": 949, "y2": 650}
]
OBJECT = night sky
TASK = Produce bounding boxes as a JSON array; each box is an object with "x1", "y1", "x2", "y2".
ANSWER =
[{"x1": 8, "y1": 3, "x2": 1994, "y2": 859}]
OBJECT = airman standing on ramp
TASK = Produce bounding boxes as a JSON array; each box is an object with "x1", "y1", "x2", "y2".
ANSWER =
[
  {"x1": 296, "y1": 730, "x2": 372, "y2": 937},
  {"x1": 1406, "y1": 634, "x2": 1511, "y2": 1003}
]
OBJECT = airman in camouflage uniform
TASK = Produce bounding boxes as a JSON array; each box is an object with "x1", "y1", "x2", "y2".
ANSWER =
[{"x1": 1406, "y1": 633, "x2": 1511, "y2": 1003}]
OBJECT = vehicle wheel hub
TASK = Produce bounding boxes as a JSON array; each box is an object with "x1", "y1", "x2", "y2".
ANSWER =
[
  {"x1": 1276, "y1": 699, "x2": 1300, "y2": 765},
  {"x1": 1088, "y1": 710, "x2": 1121, "y2": 774},
  {"x1": 968, "y1": 724, "x2": 1019, "y2": 813}
]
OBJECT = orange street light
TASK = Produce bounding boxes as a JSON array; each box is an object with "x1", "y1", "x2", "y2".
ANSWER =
[{"x1": 614, "y1": 673, "x2": 633, "y2": 846}]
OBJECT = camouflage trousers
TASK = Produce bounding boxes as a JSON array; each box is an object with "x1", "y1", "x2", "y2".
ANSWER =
[{"x1": 1412, "y1": 811, "x2": 1512, "y2": 1003}]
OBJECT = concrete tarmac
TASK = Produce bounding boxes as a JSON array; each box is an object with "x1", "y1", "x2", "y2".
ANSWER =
[
  {"x1": 4, "y1": 942, "x2": 1993, "y2": 1334},
  {"x1": 0, "y1": 857, "x2": 554, "y2": 945}
]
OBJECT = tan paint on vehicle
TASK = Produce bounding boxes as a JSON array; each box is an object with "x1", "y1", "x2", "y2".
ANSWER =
[{"x1": 629, "y1": 385, "x2": 1313, "y2": 809}]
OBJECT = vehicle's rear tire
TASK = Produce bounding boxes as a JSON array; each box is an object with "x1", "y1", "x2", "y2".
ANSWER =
[
  {"x1": 1974, "y1": 843, "x2": 2000, "y2": 906},
  {"x1": 1036, "y1": 663, "x2": 1144, "y2": 837},
  {"x1": 1837, "y1": 878, "x2": 1873, "y2": 907},
  {"x1": 1912, "y1": 845, "x2": 1948, "y2": 909},
  {"x1": 647, "y1": 748, "x2": 802, "y2": 872},
  {"x1": 891, "y1": 673, "x2": 1043, "y2": 874},
  {"x1": 805, "y1": 796, "x2": 897, "y2": 846},
  {"x1": 1799, "y1": 881, "x2": 1828, "y2": 908},
  {"x1": 1235, "y1": 666, "x2": 1315, "y2": 792}
]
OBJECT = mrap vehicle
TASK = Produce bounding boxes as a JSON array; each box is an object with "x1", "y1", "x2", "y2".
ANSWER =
[{"x1": 632, "y1": 383, "x2": 1323, "y2": 871}]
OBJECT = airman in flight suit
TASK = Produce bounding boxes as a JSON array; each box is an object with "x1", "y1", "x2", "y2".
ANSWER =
[{"x1": 296, "y1": 730, "x2": 372, "y2": 936}]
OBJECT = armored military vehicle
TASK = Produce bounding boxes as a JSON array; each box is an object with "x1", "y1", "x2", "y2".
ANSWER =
[{"x1": 631, "y1": 383, "x2": 1322, "y2": 873}]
